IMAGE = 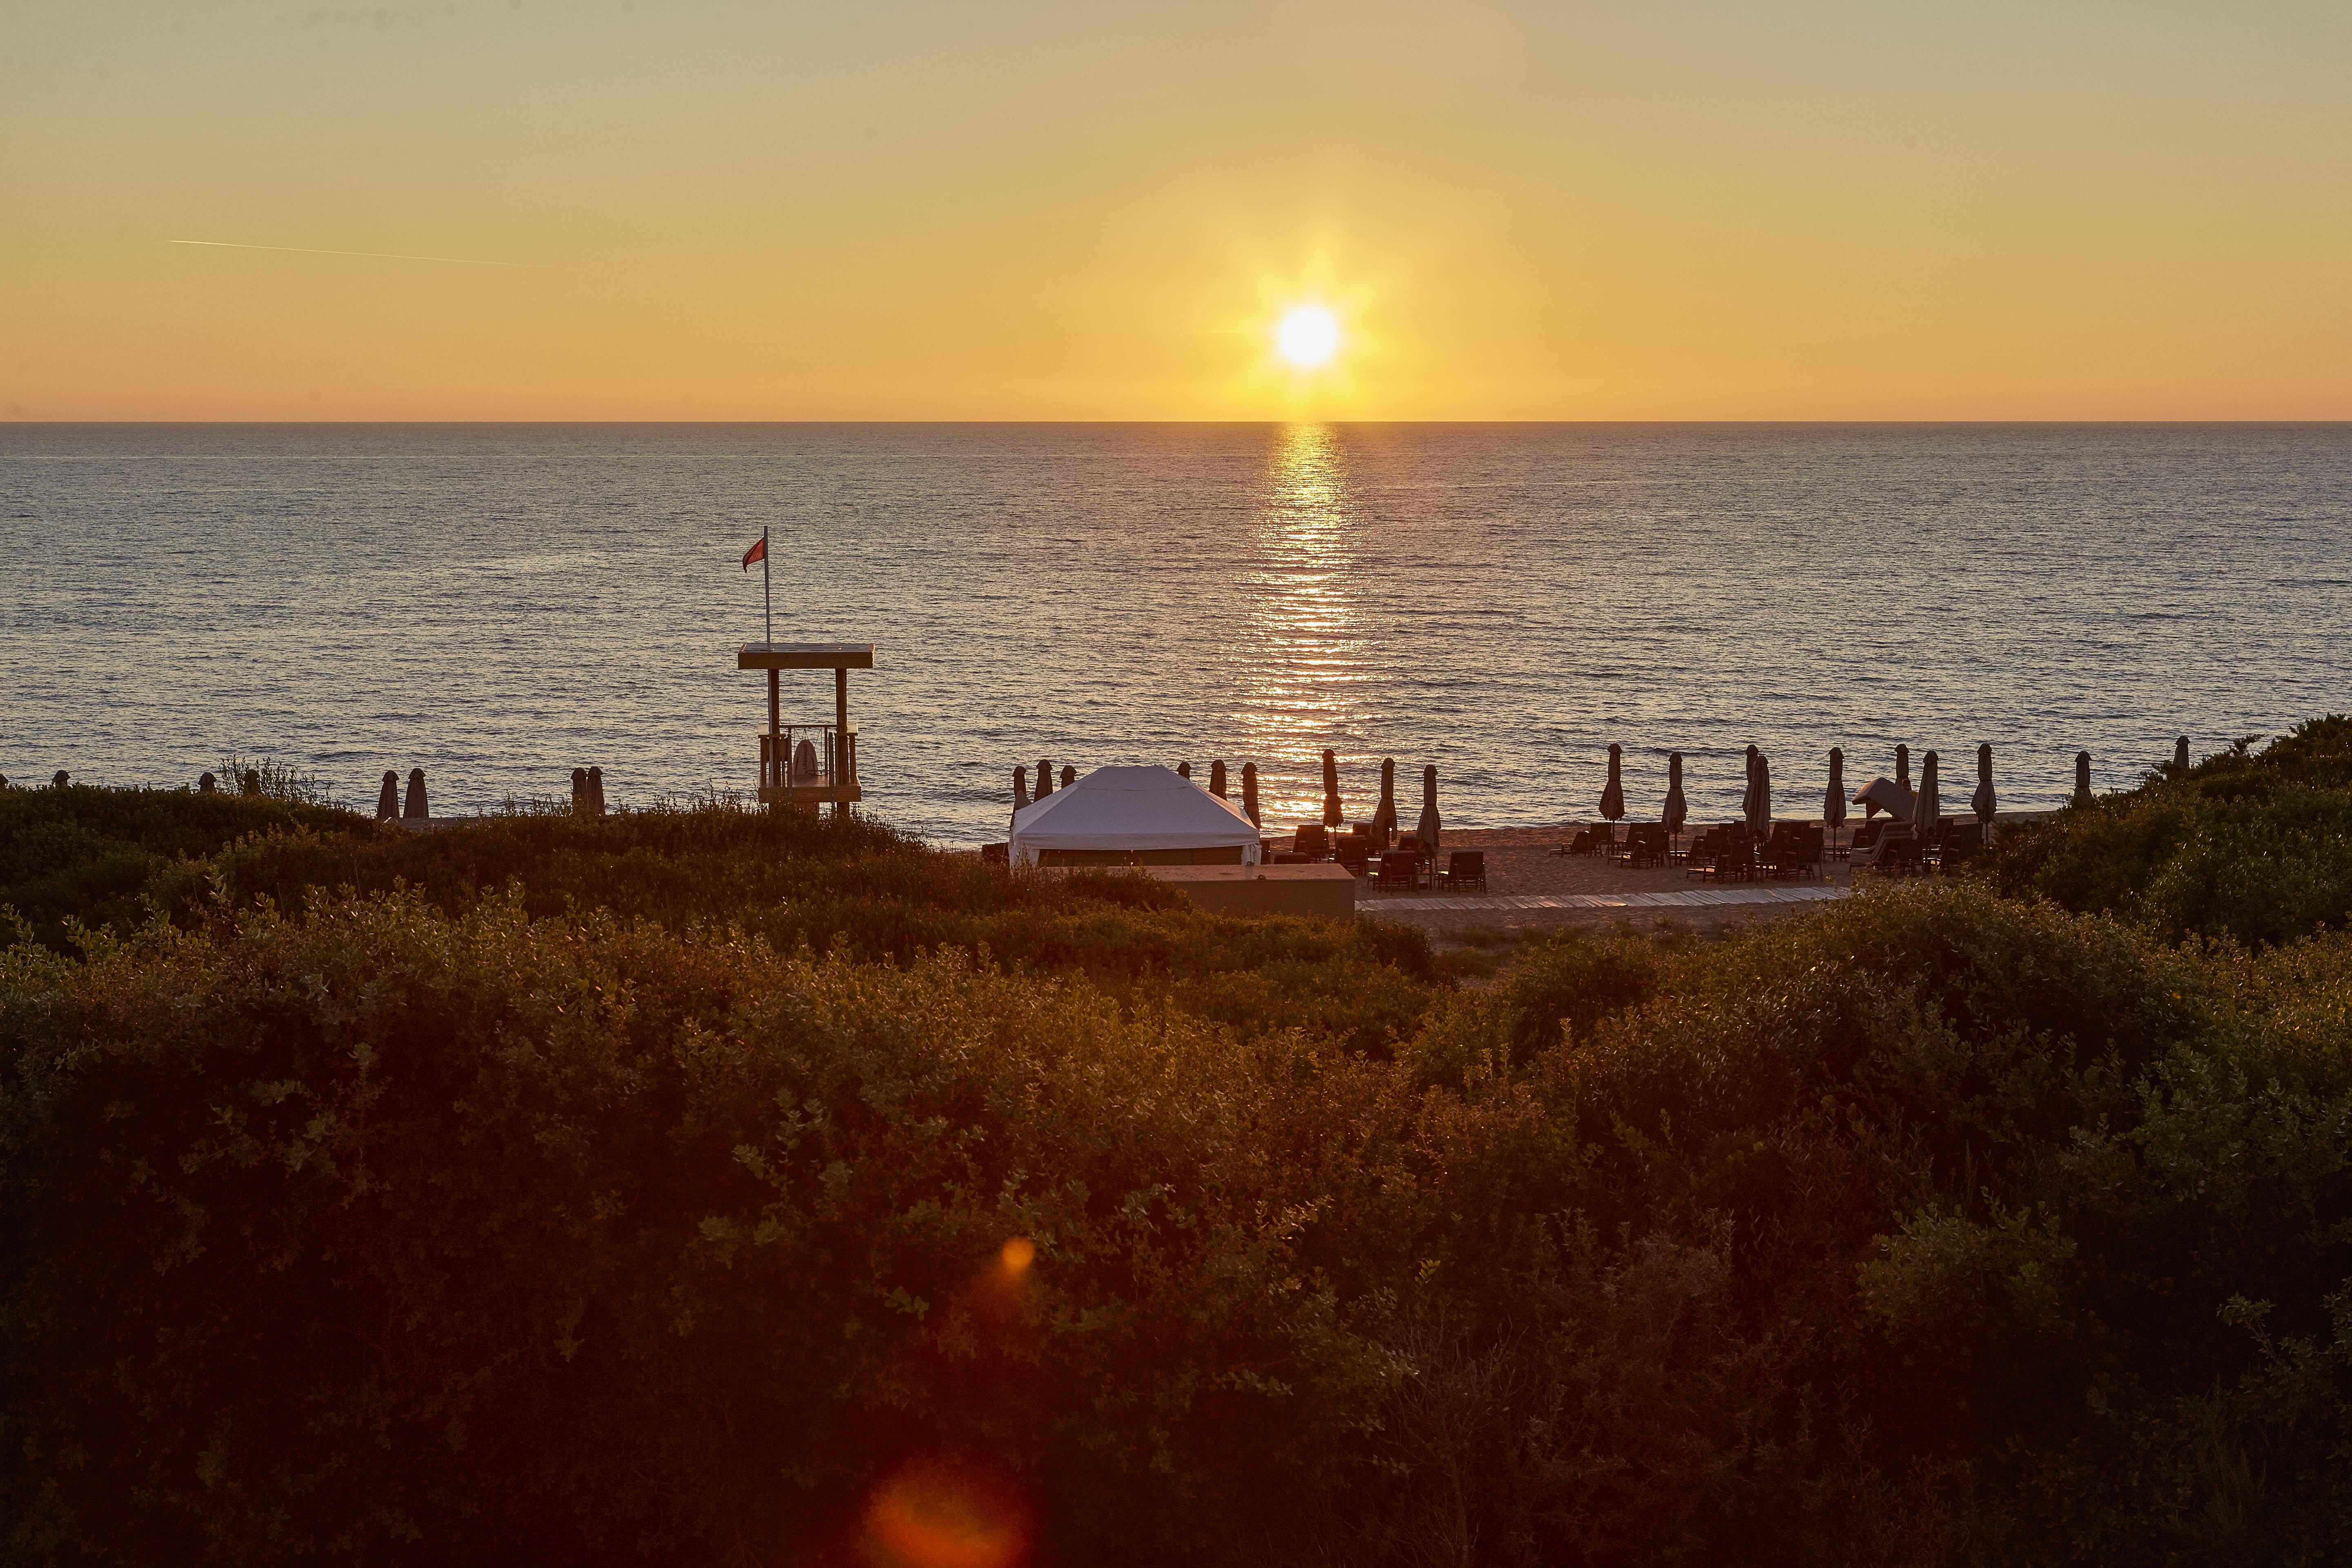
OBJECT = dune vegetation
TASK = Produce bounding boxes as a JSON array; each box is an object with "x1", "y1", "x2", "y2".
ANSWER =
[{"x1": 3, "y1": 722, "x2": 2349, "y2": 1566}]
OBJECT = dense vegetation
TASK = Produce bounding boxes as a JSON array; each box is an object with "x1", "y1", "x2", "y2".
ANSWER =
[
  {"x1": 3, "y1": 729, "x2": 2349, "y2": 1566},
  {"x1": 1991, "y1": 713, "x2": 2352, "y2": 946}
]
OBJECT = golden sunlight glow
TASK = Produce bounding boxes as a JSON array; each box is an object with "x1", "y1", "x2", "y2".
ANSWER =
[
  {"x1": 8, "y1": 6, "x2": 2347, "y2": 417},
  {"x1": 1276, "y1": 306, "x2": 1341, "y2": 369}
]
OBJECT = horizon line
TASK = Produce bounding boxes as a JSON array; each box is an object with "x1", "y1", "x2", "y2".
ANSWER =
[{"x1": 7, "y1": 417, "x2": 2352, "y2": 428}]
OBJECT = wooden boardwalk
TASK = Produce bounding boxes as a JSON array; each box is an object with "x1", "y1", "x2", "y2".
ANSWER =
[{"x1": 1363, "y1": 884, "x2": 1848, "y2": 915}]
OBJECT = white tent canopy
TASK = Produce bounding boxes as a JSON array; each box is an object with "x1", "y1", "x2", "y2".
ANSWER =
[{"x1": 1010, "y1": 765, "x2": 1263, "y2": 869}]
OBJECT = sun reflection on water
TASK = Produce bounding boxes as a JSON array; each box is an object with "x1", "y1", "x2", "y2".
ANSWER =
[{"x1": 1237, "y1": 424, "x2": 1374, "y2": 827}]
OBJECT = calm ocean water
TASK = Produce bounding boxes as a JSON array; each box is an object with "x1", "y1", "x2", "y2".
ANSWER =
[{"x1": 4, "y1": 423, "x2": 2347, "y2": 845}]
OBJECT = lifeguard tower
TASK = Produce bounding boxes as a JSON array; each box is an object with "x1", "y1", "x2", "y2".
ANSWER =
[{"x1": 737, "y1": 642, "x2": 874, "y2": 814}]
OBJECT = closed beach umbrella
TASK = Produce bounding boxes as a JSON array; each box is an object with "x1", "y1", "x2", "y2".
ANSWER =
[
  {"x1": 2174, "y1": 735, "x2": 2190, "y2": 772},
  {"x1": 1321, "y1": 748, "x2": 1344, "y2": 829},
  {"x1": 1971, "y1": 743, "x2": 1996, "y2": 844},
  {"x1": 1036, "y1": 759, "x2": 1054, "y2": 798},
  {"x1": 1416, "y1": 765, "x2": 1441, "y2": 858},
  {"x1": 588, "y1": 766, "x2": 606, "y2": 817},
  {"x1": 1824, "y1": 748, "x2": 1846, "y2": 842},
  {"x1": 1917, "y1": 751, "x2": 1940, "y2": 839},
  {"x1": 2074, "y1": 751, "x2": 2093, "y2": 808},
  {"x1": 199, "y1": 771, "x2": 218, "y2": 794},
  {"x1": 1210, "y1": 758, "x2": 1227, "y2": 798},
  {"x1": 376, "y1": 770, "x2": 400, "y2": 821},
  {"x1": 1740, "y1": 745, "x2": 1761, "y2": 831},
  {"x1": 1372, "y1": 758, "x2": 1399, "y2": 846},
  {"x1": 571, "y1": 766, "x2": 588, "y2": 815},
  {"x1": 1060, "y1": 765, "x2": 1075, "y2": 790},
  {"x1": 1242, "y1": 762, "x2": 1261, "y2": 826},
  {"x1": 1178, "y1": 760, "x2": 1192, "y2": 779},
  {"x1": 403, "y1": 768, "x2": 428, "y2": 821},
  {"x1": 1896, "y1": 744, "x2": 1911, "y2": 793},
  {"x1": 1013, "y1": 765, "x2": 1029, "y2": 811},
  {"x1": 1600, "y1": 743, "x2": 1625, "y2": 826},
  {"x1": 1747, "y1": 751, "x2": 1771, "y2": 837},
  {"x1": 1662, "y1": 752, "x2": 1688, "y2": 841}
]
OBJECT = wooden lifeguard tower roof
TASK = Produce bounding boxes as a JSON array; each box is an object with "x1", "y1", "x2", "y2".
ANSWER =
[{"x1": 737, "y1": 642, "x2": 875, "y2": 670}]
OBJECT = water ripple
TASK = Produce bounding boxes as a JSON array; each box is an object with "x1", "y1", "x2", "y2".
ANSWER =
[{"x1": 2, "y1": 422, "x2": 2347, "y2": 844}]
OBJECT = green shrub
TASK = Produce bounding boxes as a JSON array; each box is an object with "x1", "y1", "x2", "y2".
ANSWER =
[
  {"x1": 0, "y1": 784, "x2": 369, "y2": 950},
  {"x1": 1990, "y1": 715, "x2": 2352, "y2": 946},
  {"x1": 6, "y1": 772, "x2": 2352, "y2": 1563},
  {"x1": 0, "y1": 893, "x2": 1401, "y2": 1563}
]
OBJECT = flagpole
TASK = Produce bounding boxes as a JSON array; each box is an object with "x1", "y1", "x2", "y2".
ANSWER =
[{"x1": 761, "y1": 527, "x2": 771, "y2": 646}]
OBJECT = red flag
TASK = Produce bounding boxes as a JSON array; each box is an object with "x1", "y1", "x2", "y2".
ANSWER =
[{"x1": 742, "y1": 535, "x2": 767, "y2": 571}]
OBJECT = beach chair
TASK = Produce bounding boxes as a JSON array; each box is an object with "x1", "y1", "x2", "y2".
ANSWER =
[
  {"x1": 1443, "y1": 851, "x2": 1486, "y2": 892},
  {"x1": 1702, "y1": 834, "x2": 1757, "y2": 882},
  {"x1": 1625, "y1": 824, "x2": 1669, "y2": 867},
  {"x1": 1683, "y1": 826, "x2": 1726, "y2": 879},
  {"x1": 1764, "y1": 826, "x2": 1822, "y2": 881},
  {"x1": 1334, "y1": 835, "x2": 1371, "y2": 876},
  {"x1": 1564, "y1": 827, "x2": 1595, "y2": 856},
  {"x1": 982, "y1": 842, "x2": 1009, "y2": 866},
  {"x1": 1294, "y1": 822, "x2": 1329, "y2": 859},
  {"x1": 1377, "y1": 851, "x2": 1421, "y2": 891},
  {"x1": 1686, "y1": 829, "x2": 1718, "y2": 877},
  {"x1": 1854, "y1": 824, "x2": 1918, "y2": 875}
]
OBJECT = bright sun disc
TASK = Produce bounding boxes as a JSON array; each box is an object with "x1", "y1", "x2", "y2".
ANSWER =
[{"x1": 1276, "y1": 306, "x2": 1340, "y2": 368}]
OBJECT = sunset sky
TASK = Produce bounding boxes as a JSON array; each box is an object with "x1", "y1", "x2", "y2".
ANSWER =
[{"x1": 5, "y1": 0, "x2": 2348, "y2": 420}]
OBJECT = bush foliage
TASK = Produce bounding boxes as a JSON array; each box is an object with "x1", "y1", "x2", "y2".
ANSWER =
[
  {"x1": 3, "y1": 770, "x2": 2349, "y2": 1565},
  {"x1": 1989, "y1": 714, "x2": 2352, "y2": 946}
]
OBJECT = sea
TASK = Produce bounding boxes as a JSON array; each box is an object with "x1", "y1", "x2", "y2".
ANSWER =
[{"x1": 4, "y1": 423, "x2": 2347, "y2": 846}]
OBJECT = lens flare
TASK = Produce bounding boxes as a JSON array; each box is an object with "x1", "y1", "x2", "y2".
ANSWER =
[{"x1": 864, "y1": 1457, "x2": 1035, "y2": 1568}]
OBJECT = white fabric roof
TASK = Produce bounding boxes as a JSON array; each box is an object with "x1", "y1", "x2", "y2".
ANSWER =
[{"x1": 1010, "y1": 765, "x2": 1261, "y2": 866}]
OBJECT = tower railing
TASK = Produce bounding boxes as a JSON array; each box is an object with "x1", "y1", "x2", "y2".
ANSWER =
[{"x1": 758, "y1": 724, "x2": 860, "y2": 803}]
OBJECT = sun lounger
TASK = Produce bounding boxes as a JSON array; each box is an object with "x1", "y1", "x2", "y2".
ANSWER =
[
  {"x1": 1702, "y1": 837, "x2": 1758, "y2": 882},
  {"x1": 1763, "y1": 824, "x2": 1822, "y2": 881},
  {"x1": 1377, "y1": 850, "x2": 1421, "y2": 891},
  {"x1": 1442, "y1": 851, "x2": 1486, "y2": 892},
  {"x1": 1294, "y1": 822, "x2": 1329, "y2": 859},
  {"x1": 1683, "y1": 825, "x2": 1732, "y2": 879},
  {"x1": 1853, "y1": 824, "x2": 1919, "y2": 875}
]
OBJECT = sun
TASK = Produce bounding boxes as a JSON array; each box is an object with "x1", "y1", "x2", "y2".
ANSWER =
[{"x1": 1276, "y1": 305, "x2": 1341, "y2": 369}]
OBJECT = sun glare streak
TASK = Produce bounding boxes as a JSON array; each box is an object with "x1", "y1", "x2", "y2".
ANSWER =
[{"x1": 1236, "y1": 423, "x2": 1374, "y2": 824}]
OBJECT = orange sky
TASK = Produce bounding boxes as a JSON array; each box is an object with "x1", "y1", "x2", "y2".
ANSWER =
[{"x1": 4, "y1": 1, "x2": 2349, "y2": 420}]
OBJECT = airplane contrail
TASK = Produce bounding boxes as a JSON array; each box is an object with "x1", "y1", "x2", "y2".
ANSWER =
[{"x1": 168, "y1": 239, "x2": 553, "y2": 269}]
